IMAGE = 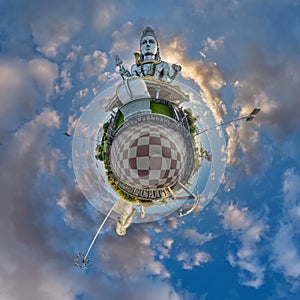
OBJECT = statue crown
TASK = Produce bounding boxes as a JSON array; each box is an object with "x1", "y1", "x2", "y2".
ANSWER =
[{"x1": 140, "y1": 26, "x2": 158, "y2": 45}]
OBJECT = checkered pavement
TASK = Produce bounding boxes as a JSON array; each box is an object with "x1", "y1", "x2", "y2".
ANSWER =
[{"x1": 110, "y1": 122, "x2": 187, "y2": 189}]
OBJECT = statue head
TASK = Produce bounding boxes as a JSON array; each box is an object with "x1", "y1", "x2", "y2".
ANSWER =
[{"x1": 140, "y1": 26, "x2": 160, "y2": 59}]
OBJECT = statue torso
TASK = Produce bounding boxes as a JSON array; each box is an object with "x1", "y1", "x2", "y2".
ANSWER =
[{"x1": 131, "y1": 61, "x2": 170, "y2": 80}]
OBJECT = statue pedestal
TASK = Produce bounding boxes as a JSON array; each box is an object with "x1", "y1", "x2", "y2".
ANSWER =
[
  {"x1": 117, "y1": 76, "x2": 150, "y2": 104},
  {"x1": 117, "y1": 77, "x2": 151, "y2": 121}
]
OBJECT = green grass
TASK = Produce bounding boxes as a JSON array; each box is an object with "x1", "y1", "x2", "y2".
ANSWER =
[
  {"x1": 115, "y1": 113, "x2": 124, "y2": 128},
  {"x1": 102, "y1": 142, "x2": 107, "y2": 158},
  {"x1": 150, "y1": 103, "x2": 172, "y2": 118}
]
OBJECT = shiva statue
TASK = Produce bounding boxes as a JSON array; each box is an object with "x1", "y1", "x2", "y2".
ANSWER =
[{"x1": 115, "y1": 26, "x2": 181, "y2": 82}]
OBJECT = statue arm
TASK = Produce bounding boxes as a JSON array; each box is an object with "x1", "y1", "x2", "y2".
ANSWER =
[
  {"x1": 115, "y1": 55, "x2": 131, "y2": 79},
  {"x1": 161, "y1": 62, "x2": 170, "y2": 81},
  {"x1": 131, "y1": 64, "x2": 142, "y2": 77}
]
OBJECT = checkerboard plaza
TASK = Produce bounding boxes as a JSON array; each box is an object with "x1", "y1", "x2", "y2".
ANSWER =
[{"x1": 107, "y1": 113, "x2": 194, "y2": 201}]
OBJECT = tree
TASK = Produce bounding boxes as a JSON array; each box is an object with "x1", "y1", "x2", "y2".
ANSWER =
[{"x1": 102, "y1": 122, "x2": 109, "y2": 131}]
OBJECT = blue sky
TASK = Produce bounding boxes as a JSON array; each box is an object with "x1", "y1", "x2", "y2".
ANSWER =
[{"x1": 1, "y1": 0, "x2": 300, "y2": 299}]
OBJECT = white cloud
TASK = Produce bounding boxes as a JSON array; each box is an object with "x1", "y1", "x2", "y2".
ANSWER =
[
  {"x1": 67, "y1": 114, "x2": 79, "y2": 135},
  {"x1": 283, "y1": 169, "x2": 300, "y2": 206},
  {"x1": 32, "y1": 16, "x2": 80, "y2": 57},
  {"x1": 96, "y1": 228, "x2": 171, "y2": 279},
  {"x1": 34, "y1": 108, "x2": 60, "y2": 129},
  {"x1": 30, "y1": 2, "x2": 82, "y2": 58},
  {"x1": 182, "y1": 229, "x2": 214, "y2": 246},
  {"x1": 164, "y1": 216, "x2": 182, "y2": 231},
  {"x1": 222, "y1": 203, "x2": 267, "y2": 288},
  {"x1": 97, "y1": 71, "x2": 119, "y2": 84},
  {"x1": 187, "y1": 0, "x2": 239, "y2": 16},
  {"x1": 148, "y1": 261, "x2": 170, "y2": 278},
  {"x1": 76, "y1": 88, "x2": 89, "y2": 99},
  {"x1": 226, "y1": 51, "x2": 300, "y2": 180},
  {"x1": 223, "y1": 203, "x2": 250, "y2": 231},
  {"x1": 164, "y1": 238, "x2": 174, "y2": 249},
  {"x1": 204, "y1": 36, "x2": 225, "y2": 52},
  {"x1": 163, "y1": 35, "x2": 226, "y2": 123},
  {"x1": 157, "y1": 238, "x2": 174, "y2": 259},
  {"x1": 0, "y1": 108, "x2": 68, "y2": 300},
  {"x1": 93, "y1": 2, "x2": 117, "y2": 30},
  {"x1": 57, "y1": 69, "x2": 72, "y2": 93},
  {"x1": 272, "y1": 223, "x2": 300, "y2": 278},
  {"x1": 56, "y1": 44, "x2": 110, "y2": 97},
  {"x1": 81, "y1": 50, "x2": 108, "y2": 78},
  {"x1": 272, "y1": 169, "x2": 300, "y2": 282},
  {"x1": 125, "y1": 279, "x2": 181, "y2": 300},
  {"x1": 28, "y1": 58, "x2": 58, "y2": 99},
  {"x1": 177, "y1": 251, "x2": 211, "y2": 270},
  {"x1": 57, "y1": 185, "x2": 97, "y2": 230},
  {"x1": 225, "y1": 125, "x2": 240, "y2": 166},
  {"x1": 110, "y1": 21, "x2": 141, "y2": 65},
  {"x1": 0, "y1": 58, "x2": 58, "y2": 139}
]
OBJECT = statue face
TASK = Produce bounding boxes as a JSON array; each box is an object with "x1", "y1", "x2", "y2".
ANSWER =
[{"x1": 140, "y1": 35, "x2": 158, "y2": 56}]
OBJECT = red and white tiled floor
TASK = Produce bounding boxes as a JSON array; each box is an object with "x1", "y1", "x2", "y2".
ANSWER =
[{"x1": 110, "y1": 120, "x2": 187, "y2": 189}]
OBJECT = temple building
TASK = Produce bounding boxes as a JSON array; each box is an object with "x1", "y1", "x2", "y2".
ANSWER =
[{"x1": 97, "y1": 27, "x2": 198, "y2": 206}]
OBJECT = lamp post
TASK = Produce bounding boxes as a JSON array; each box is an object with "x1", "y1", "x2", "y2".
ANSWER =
[
  {"x1": 74, "y1": 201, "x2": 119, "y2": 269},
  {"x1": 194, "y1": 108, "x2": 261, "y2": 137}
]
